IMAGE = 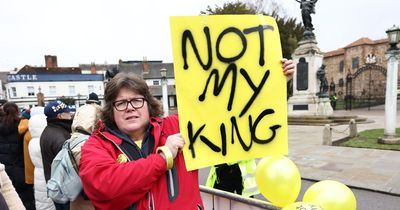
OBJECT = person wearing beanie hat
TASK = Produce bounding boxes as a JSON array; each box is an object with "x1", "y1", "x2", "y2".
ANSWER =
[
  {"x1": 40, "y1": 100, "x2": 73, "y2": 209},
  {"x1": 86, "y1": 92, "x2": 100, "y2": 105},
  {"x1": 21, "y1": 110, "x2": 31, "y2": 119}
]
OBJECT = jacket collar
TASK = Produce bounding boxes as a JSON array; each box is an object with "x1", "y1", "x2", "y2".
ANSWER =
[
  {"x1": 46, "y1": 118, "x2": 72, "y2": 133},
  {"x1": 98, "y1": 116, "x2": 162, "y2": 155}
]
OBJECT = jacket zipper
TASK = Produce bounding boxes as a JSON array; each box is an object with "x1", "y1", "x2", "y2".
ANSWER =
[
  {"x1": 99, "y1": 132, "x2": 155, "y2": 210},
  {"x1": 159, "y1": 125, "x2": 178, "y2": 202}
]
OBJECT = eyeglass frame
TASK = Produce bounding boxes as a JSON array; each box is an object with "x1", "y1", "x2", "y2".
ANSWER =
[{"x1": 112, "y1": 97, "x2": 147, "y2": 111}]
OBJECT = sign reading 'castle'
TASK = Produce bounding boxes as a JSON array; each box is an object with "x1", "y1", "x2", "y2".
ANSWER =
[{"x1": 7, "y1": 74, "x2": 38, "y2": 81}]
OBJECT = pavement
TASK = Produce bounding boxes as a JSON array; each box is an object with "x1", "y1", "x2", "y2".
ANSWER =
[{"x1": 288, "y1": 101, "x2": 400, "y2": 195}]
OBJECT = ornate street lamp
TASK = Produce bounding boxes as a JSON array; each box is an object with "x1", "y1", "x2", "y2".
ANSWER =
[
  {"x1": 386, "y1": 25, "x2": 400, "y2": 51},
  {"x1": 160, "y1": 67, "x2": 167, "y2": 78},
  {"x1": 160, "y1": 67, "x2": 169, "y2": 117},
  {"x1": 379, "y1": 25, "x2": 400, "y2": 144}
]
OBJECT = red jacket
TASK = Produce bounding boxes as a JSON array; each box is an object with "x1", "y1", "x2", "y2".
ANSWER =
[{"x1": 79, "y1": 115, "x2": 203, "y2": 210}]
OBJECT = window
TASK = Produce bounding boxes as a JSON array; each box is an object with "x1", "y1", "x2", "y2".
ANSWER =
[
  {"x1": 339, "y1": 60, "x2": 344, "y2": 72},
  {"x1": 169, "y1": 96, "x2": 176, "y2": 107},
  {"x1": 153, "y1": 80, "x2": 160, "y2": 86},
  {"x1": 69, "y1": 85, "x2": 75, "y2": 95},
  {"x1": 338, "y1": 78, "x2": 344, "y2": 87},
  {"x1": 27, "y1": 86, "x2": 35, "y2": 96},
  {"x1": 11, "y1": 87, "x2": 17, "y2": 97},
  {"x1": 352, "y1": 57, "x2": 359, "y2": 69},
  {"x1": 49, "y1": 86, "x2": 56, "y2": 95},
  {"x1": 88, "y1": 85, "x2": 94, "y2": 93}
]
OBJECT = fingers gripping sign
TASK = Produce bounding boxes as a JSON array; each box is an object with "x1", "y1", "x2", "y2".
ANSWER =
[{"x1": 165, "y1": 133, "x2": 185, "y2": 158}]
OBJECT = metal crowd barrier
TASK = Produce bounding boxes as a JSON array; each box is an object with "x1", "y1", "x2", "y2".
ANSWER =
[{"x1": 200, "y1": 185, "x2": 280, "y2": 210}]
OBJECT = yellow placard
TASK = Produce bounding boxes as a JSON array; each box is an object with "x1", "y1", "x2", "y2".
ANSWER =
[{"x1": 170, "y1": 15, "x2": 288, "y2": 171}]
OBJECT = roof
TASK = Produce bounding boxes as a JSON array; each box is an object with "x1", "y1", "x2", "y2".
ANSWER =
[
  {"x1": 0, "y1": 72, "x2": 8, "y2": 82},
  {"x1": 373, "y1": 38, "x2": 388, "y2": 45},
  {"x1": 117, "y1": 62, "x2": 175, "y2": 79},
  {"x1": 120, "y1": 60, "x2": 163, "y2": 64},
  {"x1": 17, "y1": 65, "x2": 82, "y2": 74},
  {"x1": 79, "y1": 64, "x2": 118, "y2": 71},
  {"x1": 324, "y1": 48, "x2": 345, "y2": 58},
  {"x1": 344, "y1": 37, "x2": 374, "y2": 48},
  {"x1": 324, "y1": 37, "x2": 390, "y2": 58}
]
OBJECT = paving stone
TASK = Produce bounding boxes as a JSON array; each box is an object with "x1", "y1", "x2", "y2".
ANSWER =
[{"x1": 288, "y1": 102, "x2": 400, "y2": 195}]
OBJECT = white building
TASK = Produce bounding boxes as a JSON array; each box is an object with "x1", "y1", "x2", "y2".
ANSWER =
[
  {"x1": 6, "y1": 73, "x2": 104, "y2": 108},
  {"x1": 5, "y1": 55, "x2": 105, "y2": 109}
]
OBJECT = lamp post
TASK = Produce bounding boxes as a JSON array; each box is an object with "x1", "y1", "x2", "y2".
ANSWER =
[
  {"x1": 379, "y1": 25, "x2": 400, "y2": 144},
  {"x1": 160, "y1": 67, "x2": 169, "y2": 117},
  {"x1": 76, "y1": 93, "x2": 81, "y2": 108},
  {"x1": 368, "y1": 67, "x2": 372, "y2": 110}
]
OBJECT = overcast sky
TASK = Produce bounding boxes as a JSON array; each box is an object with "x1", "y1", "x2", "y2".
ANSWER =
[{"x1": 1, "y1": 0, "x2": 399, "y2": 71}]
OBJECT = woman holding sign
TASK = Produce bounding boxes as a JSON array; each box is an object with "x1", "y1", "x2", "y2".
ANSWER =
[{"x1": 79, "y1": 73, "x2": 203, "y2": 210}]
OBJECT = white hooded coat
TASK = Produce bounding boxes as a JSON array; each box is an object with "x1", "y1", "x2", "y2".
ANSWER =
[{"x1": 28, "y1": 107, "x2": 55, "y2": 210}]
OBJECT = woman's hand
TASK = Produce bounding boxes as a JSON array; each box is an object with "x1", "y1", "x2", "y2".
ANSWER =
[
  {"x1": 282, "y1": 58, "x2": 295, "y2": 81},
  {"x1": 164, "y1": 133, "x2": 185, "y2": 158}
]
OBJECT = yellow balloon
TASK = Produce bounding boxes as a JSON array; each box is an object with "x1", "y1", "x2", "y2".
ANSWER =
[
  {"x1": 255, "y1": 156, "x2": 301, "y2": 207},
  {"x1": 282, "y1": 202, "x2": 324, "y2": 210},
  {"x1": 303, "y1": 180, "x2": 357, "y2": 210}
]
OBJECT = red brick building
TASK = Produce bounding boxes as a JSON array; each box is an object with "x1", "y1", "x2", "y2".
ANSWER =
[{"x1": 323, "y1": 38, "x2": 399, "y2": 101}]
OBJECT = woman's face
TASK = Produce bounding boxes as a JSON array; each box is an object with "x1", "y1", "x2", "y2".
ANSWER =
[{"x1": 113, "y1": 87, "x2": 150, "y2": 140}]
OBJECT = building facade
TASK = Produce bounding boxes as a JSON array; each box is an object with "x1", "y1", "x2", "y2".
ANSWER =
[
  {"x1": 3, "y1": 55, "x2": 178, "y2": 112},
  {"x1": 5, "y1": 55, "x2": 104, "y2": 108},
  {"x1": 6, "y1": 74, "x2": 104, "y2": 108},
  {"x1": 80, "y1": 59, "x2": 178, "y2": 112},
  {"x1": 323, "y1": 38, "x2": 398, "y2": 102}
]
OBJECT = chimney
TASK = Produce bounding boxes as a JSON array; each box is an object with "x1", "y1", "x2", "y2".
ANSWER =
[
  {"x1": 45, "y1": 55, "x2": 58, "y2": 68},
  {"x1": 143, "y1": 56, "x2": 149, "y2": 74},
  {"x1": 90, "y1": 62, "x2": 97, "y2": 74}
]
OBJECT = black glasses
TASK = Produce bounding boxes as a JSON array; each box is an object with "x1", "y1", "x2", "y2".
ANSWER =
[{"x1": 113, "y1": 98, "x2": 146, "y2": 111}]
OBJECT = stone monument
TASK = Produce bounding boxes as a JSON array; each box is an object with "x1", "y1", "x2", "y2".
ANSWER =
[{"x1": 289, "y1": 0, "x2": 332, "y2": 116}]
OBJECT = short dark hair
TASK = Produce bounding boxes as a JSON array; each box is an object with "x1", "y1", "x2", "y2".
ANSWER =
[{"x1": 102, "y1": 72, "x2": 163, "y2": 128}]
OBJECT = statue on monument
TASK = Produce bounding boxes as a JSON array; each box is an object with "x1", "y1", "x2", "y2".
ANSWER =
[
  {"x1": 316, "y1": 64, "x2": 329, "y2": 97},
  {"x1": 295, "y1": 0, "x2": 318, "y2": 40}
]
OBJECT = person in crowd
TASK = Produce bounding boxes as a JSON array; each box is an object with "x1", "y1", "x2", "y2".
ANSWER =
[
  {"x1": 86, "y1": 92, "x2": 101, "y2": 105},
  {"x1": 79, "y1": 72, "x2": 204, "y2": 210},
  {"x1": 206, "y1": 59, "x2": 295, "y2": 197},
  {"x1": 0, "y1": 99, "x2": 7, "y2": 111},
  {"x1": 28, "y1": 106, "x2": 55, "y2": 210},
  {"x1": 69, "y1": 103, "x2": 101, "y2": 210},
  {"x1": 330, "y1": 93, "x2": 337, "y2": 110},
  {"x1": 40, "y1": 100, "x2": 72, "y2": 210},
  {"x1": 0, "y1": 102, "x2": 35, "y2": 210},
  {"x1": 18, "y1": 110, "x2": 35, "y2": 186},
  {"x1": 0, "y1": 162, "x2": 26, "y2": 210}
]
